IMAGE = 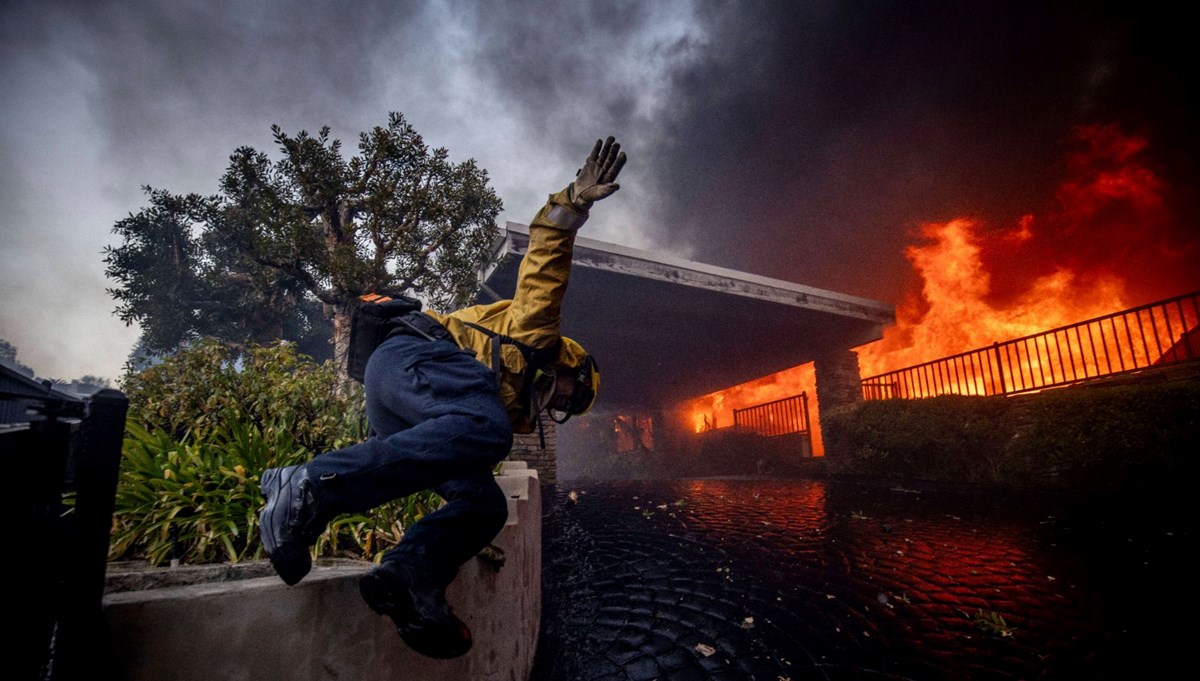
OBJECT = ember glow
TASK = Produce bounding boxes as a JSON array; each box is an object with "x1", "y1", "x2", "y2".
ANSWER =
[{"x1": 682, "y1": 125, "x2": 1198, "y2": 443}]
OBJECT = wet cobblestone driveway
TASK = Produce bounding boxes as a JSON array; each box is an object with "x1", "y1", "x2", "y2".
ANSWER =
[{"x1": 530, "y1": 478, "x2": 1188, "y2": 681}]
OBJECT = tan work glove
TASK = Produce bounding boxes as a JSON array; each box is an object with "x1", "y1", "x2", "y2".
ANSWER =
[{"x1": 570, "y1": 136, "x2": 627, "y2": 210}]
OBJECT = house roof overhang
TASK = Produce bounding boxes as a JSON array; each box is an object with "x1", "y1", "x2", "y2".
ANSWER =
[{"x1": 479, "y1": 223, "x2": 894, "y2": 409}]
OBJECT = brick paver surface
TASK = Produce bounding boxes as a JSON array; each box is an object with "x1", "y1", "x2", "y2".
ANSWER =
[{"x1": 531, "y1": 478, "x2": 1187, "y2": 680}]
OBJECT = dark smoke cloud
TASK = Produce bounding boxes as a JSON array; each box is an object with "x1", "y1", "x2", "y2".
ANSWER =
[
  {"x1": 455, "y1": 0, "x2": 709, "y2": 240},
  {"x1": 2, "y1": 0, "x2": 1195, "y2": 380},
  {"x1": 41, "y1": 1, "x2": 422, "y2": 185},
  {"x1": 630, "y1": 1, "x2": 1199, "y2": 301},
  {"x1": 467, "y1": 1, "x2": 681, "y2": 133}
]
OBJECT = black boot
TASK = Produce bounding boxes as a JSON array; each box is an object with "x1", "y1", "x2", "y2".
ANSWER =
[
  {"x1": 359, "y1": 560, "x2": 473, "y2": 659},
  {"x1": 259, "y1": 464, "x2": 325, "y2": 586}
]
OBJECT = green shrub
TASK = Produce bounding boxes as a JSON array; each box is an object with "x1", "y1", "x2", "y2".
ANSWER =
[
  {"x1": 1003, "y1": 381, "x2": 1200, "y2": 492},
  {"x1": 122, "y1": 340, "x2": 364, "y2": 453},
  {"x1": 113, "y1": 340, "x2": 439, "y2": 565}
]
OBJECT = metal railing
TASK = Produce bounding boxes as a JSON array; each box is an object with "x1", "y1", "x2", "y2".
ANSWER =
[
  {"x1": 734, "y1": 392, "x2": 810, "y2": 437},
  {"x1": 862, "y1": 290, "x2": 1200, "y2": 400}
]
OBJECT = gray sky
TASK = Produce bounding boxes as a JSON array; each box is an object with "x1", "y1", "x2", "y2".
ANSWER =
[{"x1": 2, "y1": 0, "x2": 1196, "y2": 381}]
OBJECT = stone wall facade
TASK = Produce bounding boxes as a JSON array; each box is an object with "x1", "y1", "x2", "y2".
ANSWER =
[
  {"x1": 814, "y1": 349, "x2": 864, "y2": 459},
  {"x1": 813, "y1": 349, "x2": 864, "y2": 413},
  {"x1": 509, "y1": 419, "x2": 557, "y2": 486}
]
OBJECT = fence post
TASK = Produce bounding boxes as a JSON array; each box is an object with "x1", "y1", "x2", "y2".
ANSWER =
[
  {"x1": 992, "y1": 342, "x2": 1007, "y2": 396},
  {"x1": 18, "y1": 412, "x2": 75, "y2": 679},
  {"x1": 54, "y1": 388, "x2": 129, "y2": 680}
]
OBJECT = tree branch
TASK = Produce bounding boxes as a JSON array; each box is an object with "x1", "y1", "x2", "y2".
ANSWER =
[
  {"x1": 241, "y1": 249, "x2": 337, "y2": 305},
  {"x1": 396, "y1": 219, "x2": 461, "y2": 291}
]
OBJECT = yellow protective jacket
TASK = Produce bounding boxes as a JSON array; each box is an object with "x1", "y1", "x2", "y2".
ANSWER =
[{"x1": 425, "y1": 187, "x2": 590, "y2": 434}]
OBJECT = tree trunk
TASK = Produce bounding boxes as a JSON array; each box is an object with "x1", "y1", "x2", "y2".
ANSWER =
[{"x1": 332, "y1": 303, "x2": 352, "y2": 387}]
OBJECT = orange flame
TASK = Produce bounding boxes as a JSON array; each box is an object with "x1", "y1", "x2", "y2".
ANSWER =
[{"x1": 855, "y1": 218, "x2": 1130, "y2": 377}]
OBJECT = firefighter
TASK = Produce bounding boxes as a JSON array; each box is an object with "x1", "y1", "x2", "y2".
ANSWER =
[{"x1": 258, "y1": 136, "x2": 625, "y2": 659}]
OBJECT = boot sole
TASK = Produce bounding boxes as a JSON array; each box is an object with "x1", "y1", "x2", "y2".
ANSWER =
[{"x1": 259, "y1": 468, "x2": 282, "y2": 553}]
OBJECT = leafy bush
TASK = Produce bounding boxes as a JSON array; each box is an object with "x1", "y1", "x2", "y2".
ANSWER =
[
  {"x1": 122, "y1": 340, "x2": 363, "y2": 453},
  {"x1": 1003, "y1": 380, "x2": 1200, "y2": 493},
  {"x1": 113, "y1": 341, "x2": 440, "y2": 565}
]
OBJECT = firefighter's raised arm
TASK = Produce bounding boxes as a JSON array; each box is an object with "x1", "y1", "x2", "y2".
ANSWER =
[{"x1": 508, "y1": 137, "x2": 626, "y2": 346}]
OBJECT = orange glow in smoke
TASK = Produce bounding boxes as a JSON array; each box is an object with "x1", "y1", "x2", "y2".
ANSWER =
[
  {"x1": 681, "y1": 125, "x2": 1198, "y2": 437},
  {"x1": 858, "y1": 125, "x2": 1189, "y2": 379}
]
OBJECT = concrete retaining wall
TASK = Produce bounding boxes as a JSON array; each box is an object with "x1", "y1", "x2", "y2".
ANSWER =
[{"x1": 102, "y1": 462, "x2": 541, "y2": 680}]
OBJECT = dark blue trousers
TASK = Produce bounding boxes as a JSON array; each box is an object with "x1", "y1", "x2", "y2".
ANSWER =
[{"x1": 305, "y1": 330, "x2": 513, "y2": 585}]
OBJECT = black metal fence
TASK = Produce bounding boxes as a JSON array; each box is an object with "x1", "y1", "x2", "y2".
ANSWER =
[
  {"x1": 734, "y1": 392, "x2": 810, "y2": 437},
  {"x1": 3, "y1": 364, "x2": 128, "y2": 680},
  {"x1": 862, "y1": 290, "x2": 1200, "y2": 400}
]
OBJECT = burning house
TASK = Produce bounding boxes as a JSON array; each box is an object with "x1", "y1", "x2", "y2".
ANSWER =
[{"x1": 479, "y1": 124, "x2": 1199, "y2": 483}]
